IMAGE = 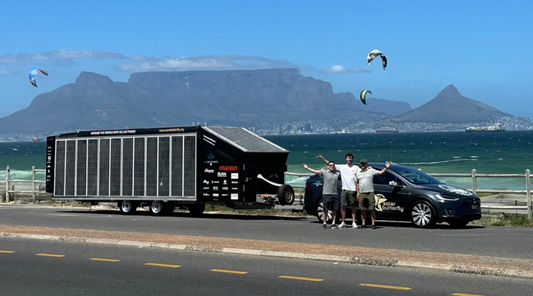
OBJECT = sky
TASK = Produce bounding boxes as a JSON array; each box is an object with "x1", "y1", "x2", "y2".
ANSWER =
[{"x1": 1, "y1": 0, "x2": 532, "y2": 118}]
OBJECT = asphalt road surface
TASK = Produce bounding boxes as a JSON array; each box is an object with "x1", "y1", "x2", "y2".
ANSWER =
[
  {"x1": 1, "y1": 237, "x2": 532, "y2": 296},
  {"x1": 1, "y1": 204, "x2": 532, "y2": 260}
]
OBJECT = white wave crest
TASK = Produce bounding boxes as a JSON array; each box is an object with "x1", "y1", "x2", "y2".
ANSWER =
[
  {"x1": 0, "y1": 170, "x2": 45, "y2": 181},
  {"x1": 403, "y1": 158, "x2": 477, "y2": 165}
]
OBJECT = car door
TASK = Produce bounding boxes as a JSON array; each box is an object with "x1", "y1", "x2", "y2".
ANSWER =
[{"x1": 373, "y1": 172, "x2": 410, "y2": 220}]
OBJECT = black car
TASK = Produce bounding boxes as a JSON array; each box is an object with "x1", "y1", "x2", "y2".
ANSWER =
[{"x1": 303, "y1": 162, "x2": 482, "y2": 228}]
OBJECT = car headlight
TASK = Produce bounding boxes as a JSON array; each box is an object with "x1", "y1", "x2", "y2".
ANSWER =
[{"x1": 435, "y1": 193, "x2": 459, "y2": 202}]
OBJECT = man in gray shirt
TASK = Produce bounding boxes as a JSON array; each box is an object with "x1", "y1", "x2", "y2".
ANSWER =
[
  {"x1": 357, "y1": 159, "x2": 390, "y2": 229},
  {"x1": 303, "y1": 161, "x2": 341, "y2": 229}
]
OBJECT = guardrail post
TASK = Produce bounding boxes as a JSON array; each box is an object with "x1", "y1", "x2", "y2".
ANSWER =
[
  {"x1": 32, "y1": 166, "x2": 36, "y2": 204},
  {"x1": 5, "y1": 166, "x2": 10, "y2": 203},
  {"x1": 526, "y1": 169, "x2": 532, "y2": 220},
  {"x1": 471, "y1": 169, "x2": 477, "y2": 195}
]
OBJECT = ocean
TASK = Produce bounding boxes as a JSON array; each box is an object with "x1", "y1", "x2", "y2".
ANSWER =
[{"x1": 1, "y1": 131, "x2": 532, "y2": 190}]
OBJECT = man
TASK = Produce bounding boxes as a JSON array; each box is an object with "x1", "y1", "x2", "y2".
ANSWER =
[
  {"x1": 302, "y1": 161, "x2": 341, "y2": 229},
  {"x1": 357, "y1": 159, "x2": 390, "y2": 229},
  {"x1": 318, "y1": 153, "x2": 361, "y2": 229}
]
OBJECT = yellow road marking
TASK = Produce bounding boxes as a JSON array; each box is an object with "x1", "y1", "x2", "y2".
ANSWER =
[
  {"x1": 145, "y1": 263, "x2": 181, "y2": 268},
  {"x1": 89, "y1": 258, "x2": 119, "y2": 262},
  {"x1": 278, "y1": 276, "x2": 324, "y2": 282},
  {"x1": 360, "y1": 283, "x2": 411, "y2": 290},
  {"x1": 36, "y1": 253, "x2": 65, "y2": 258},
  {"x1": 0, "y1": 250, "x2": 15, "y2": 254},
  {"x1": 210, "y1": 269, "x2": 248, "y2": 274},
  {"x1": 453, "y1": 293, "x2": 488, "y2": 296}
]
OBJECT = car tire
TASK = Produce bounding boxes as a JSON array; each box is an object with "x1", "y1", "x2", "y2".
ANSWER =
[
  {"x1": 410, "y1": 200, "x2": 437, "y2": 228},
  {"x1": 278, "y1": 184, "x2": 295, "y2": 205},
  {"x1": 315, "y1": 198, "x2": 339, "y2": 223},
  {"x1": 448, "y1": 220, "x2": 469, "y2": 228}
]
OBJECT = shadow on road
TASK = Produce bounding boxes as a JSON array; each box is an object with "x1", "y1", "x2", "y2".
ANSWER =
[
  {"x1": 306, "y1": 219, "x2": 485, "y2": 230},
  {"x1": 59, "y1": 208, "x2": 308, "y2": 221}
]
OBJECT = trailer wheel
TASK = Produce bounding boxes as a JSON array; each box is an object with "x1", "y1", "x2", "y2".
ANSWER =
[
  {"x1": 188, "y1": 204, "x2": 205, "y2": 216},
  {"x1": 118, "y1": 200, "x2": 137, "y2": 214},
  {"x1": 278, "y1": 184, "x2": 295, "y2": 205},
  {"x1": 149, "y1": 201, "x2": 164, "y2": 215}
]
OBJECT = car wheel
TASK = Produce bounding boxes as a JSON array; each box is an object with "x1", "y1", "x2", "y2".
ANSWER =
[
  {"x1": 448, "y1": 220, "x2": 469, "y2": 228},
  {"x1": 119, "y1": 200, "x2": 137, "y2": 215},
  {"x1": 410, "y1": 200, "x2": 436, "y2": 228},
  {"x1": 315, "y1": 199, "x2": 336, "y2": 223},
  {"x1": 278, "y1": 184, "x2": 295, "y2": 205}
]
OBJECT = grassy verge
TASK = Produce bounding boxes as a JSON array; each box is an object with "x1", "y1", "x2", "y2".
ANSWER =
[{"x1": 472, "y1": 212, "x2": 533, "y2": 227}]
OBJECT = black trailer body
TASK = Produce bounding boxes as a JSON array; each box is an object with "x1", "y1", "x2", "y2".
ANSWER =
[{"x1": 46, "y1": 126, "x2": 294, "y2": 214}]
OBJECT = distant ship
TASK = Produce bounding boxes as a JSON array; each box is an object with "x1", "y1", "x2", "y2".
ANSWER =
[
  {"x1": 465, "y1": 123, "x2": 505, "y2": 133},
  {"x1": 32, "y1": 137, "x2": 40, "y2": 142},
  {"x1": 375, "y1": 129, "x2": 399, "y2": 134}
]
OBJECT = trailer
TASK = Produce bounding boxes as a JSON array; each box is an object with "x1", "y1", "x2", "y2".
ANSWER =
[{"x1": 45, "y1": 125, "x2": 297, "y2": 215}]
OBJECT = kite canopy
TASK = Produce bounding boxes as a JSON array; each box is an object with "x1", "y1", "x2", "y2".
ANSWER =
[
  {"x1": 360, "y1": 90, "x2": 372, "y2": 105},
  {"x1": 29, "y1": 68, "x2": 49, "y2": 87},
  {"x1": 366, "y1": 49, "x2": 387, "y2": 70}
]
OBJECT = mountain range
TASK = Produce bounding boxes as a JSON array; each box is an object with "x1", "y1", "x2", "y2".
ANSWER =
[{"x1": 0, "y1": 68, "x2": 522, "y2": 135}]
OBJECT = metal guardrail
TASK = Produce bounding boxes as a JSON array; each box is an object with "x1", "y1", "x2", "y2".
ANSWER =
[
  {"x1": 3, "y1": 166, "x2": 47, "y2": 203},
  {"x1": 285, "y1": 169, "x2": 533, "y2": 219}
]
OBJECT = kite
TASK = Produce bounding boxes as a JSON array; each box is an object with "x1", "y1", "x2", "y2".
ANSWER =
[
  {"x1": 360, "y1": 90, "x2": 372, "y2": 105},
  {"x1": 29, "y1": 68, "x2": 48, "y2": 87},
  {"x1": 366, "y1": 49, "x2": 387, "y2": 70}
]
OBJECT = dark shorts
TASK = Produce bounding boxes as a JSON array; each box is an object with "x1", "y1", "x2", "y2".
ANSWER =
[
  {"x1": 340, "y1": 189, "x2": 357, "y2": 206},
  {"x1": 322, "y1": 194, "x2": 339, "y2": 211},
  {"x1": 359, "y1": 192, "x2": 376, "y2": 210}
]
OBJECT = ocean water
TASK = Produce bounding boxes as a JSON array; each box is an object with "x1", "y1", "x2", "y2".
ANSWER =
[{"x1": 1, "y1": 131, "x2": 532, "y2": 190}]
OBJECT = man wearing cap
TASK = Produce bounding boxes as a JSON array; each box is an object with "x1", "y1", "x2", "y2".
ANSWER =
[{"x1": 357, "y1": 159, "x2": 390, "y2": 229}]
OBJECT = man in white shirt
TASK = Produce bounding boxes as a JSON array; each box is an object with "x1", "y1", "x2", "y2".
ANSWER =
[{"x1": 318, "y1": 153, "x2": 361, "y2": 229}]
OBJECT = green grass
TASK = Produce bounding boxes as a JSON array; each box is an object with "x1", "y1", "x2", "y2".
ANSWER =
[{"x1": 472, "y1": 212, "x2": 533, "y2": 227}]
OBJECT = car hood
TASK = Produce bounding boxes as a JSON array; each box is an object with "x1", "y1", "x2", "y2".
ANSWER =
[{"x1": 415, "y1": 183, "x2": 477, "y2": 198}]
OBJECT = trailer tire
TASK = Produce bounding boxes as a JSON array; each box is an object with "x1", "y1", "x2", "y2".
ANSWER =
[
  {"x1": 278, "y1": 184, "x2": 295, "y2": 205},
  {"x1": 149, "y1": 201, "x2": 164, "y2": 215},
  {"x1": 188, "y1": 204, "x2": 205, "y2": 216},
  {"x1": 118, "y1": 200, "x2": 137, "y2": 214}
]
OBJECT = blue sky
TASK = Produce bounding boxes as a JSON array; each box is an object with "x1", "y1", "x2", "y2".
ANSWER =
[{"x1": 1, "y1": 0, "x2": 532, "y2": 118}]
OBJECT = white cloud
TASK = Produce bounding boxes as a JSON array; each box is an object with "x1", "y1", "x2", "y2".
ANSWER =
[
  {"x1": 115, "y1": 55, "x2": 301, "y2": 72},
  {"x1": 0, "y1": 69, "x2": 19, "y2": 75},
  {"x1": 0, "y1": 50, "x2": 310, "y2": 73},
  {"x1": 0, "y1": 50, "x2": 126, "y2": 65},
  {"x1": 320, "y1": 65, "x2": 370, "y2": 74}
]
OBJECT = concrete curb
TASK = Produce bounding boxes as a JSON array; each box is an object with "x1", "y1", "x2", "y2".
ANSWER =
[{"x1": 2, "y1": 232, "x2": 533, "y2": 280}]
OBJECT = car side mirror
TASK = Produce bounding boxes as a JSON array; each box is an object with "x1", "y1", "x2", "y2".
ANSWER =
[{"x1": 389, "y1": 181, "x2": 404, "y2": 187}]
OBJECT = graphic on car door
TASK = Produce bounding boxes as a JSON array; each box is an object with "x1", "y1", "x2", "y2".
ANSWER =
[{"x1": 373, "y1": 172, "x2": 409, "y2": 218}]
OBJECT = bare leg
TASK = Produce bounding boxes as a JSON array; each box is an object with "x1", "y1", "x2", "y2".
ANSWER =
[
  {"x1": 341, "y1": 206, "x2": 346, "y2": 223},
  {"x1": 332, "y1": 210, "x2": 337, "y2": 224},
  {"x1": 323, "y1": 210, "x2": 328, "y2": 224},
  {"x1": 371, "y1": 210, "x2": 376, "y2": 226},
  {"x1": 361, "y1": 210, "x2": 367, "y2": 226},
  {"x1": 351, "y1": 205, "x2": 357, "y2": 225}
]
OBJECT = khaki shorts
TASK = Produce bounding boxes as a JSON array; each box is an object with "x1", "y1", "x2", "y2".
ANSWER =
[
  {"x1": 340, "y1": 189, "x2": 357, "y2": 206},
  {"x1": 359, "y1": 192, "x2": 376, "y2": 210}
]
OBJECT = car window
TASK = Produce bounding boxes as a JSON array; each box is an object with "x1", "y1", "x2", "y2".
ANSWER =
[
  {"x1": 373, "y1": 172, "x2": 396, "y2": 185},
  {"x1": 395, "y1": 168, "x2": 442, "y2": 184}
]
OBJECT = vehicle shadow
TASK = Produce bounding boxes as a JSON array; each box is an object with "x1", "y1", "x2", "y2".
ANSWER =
[
  {"x1": 59, "y1": 209, "x2": 308, "y2": 221},
  {"x1": 308, "y1": 219, "x2": 485, "y2": 229}
]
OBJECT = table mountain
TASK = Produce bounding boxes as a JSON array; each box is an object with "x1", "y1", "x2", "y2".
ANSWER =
[{"x1": 0, "y1": 68, "x2": 410, "y2": 134}]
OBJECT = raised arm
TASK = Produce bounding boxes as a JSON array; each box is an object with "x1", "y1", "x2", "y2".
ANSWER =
[
  {"x1": 317, "y1": 154, "x2": 329, "y2": 165},
  {"x1": 377, "y1": 161, "x2": 391, "y2": 175},
  {"x1": 303, "y1": 163, "x2": 322, "y2": 175}
]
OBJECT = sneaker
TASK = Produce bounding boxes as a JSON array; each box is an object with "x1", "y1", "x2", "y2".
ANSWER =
[
  {"x1": 339, "y1": 222, "x2": 346, "y2": 228},
  {"x1": 352, "y1": 224, "x2": 358, "y2": 229},
  {"x1": 372, "y1": 225, "x2": 377, "y2": 229},
  {"x1": 322, "y1": 224, "x2": 327, "y2": 229},
  {"x1": 331, "y1": 224, "x2": 339, "y2": 229},
  {"x1": 361, "y1": 225, "x2": 366, "y2": 229}
]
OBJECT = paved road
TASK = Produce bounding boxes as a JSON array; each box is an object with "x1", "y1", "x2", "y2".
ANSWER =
[
  {"x1": 1, "y1": 204, "x2": 532, "y2": 260},
  {"x1": 1, "y1": 237, "x2": 532, "y2": 296}
]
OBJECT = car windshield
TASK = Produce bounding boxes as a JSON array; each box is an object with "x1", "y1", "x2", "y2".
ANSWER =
[{"x1": 395, "y1": 167, "x2": 442, "y2": 185}]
